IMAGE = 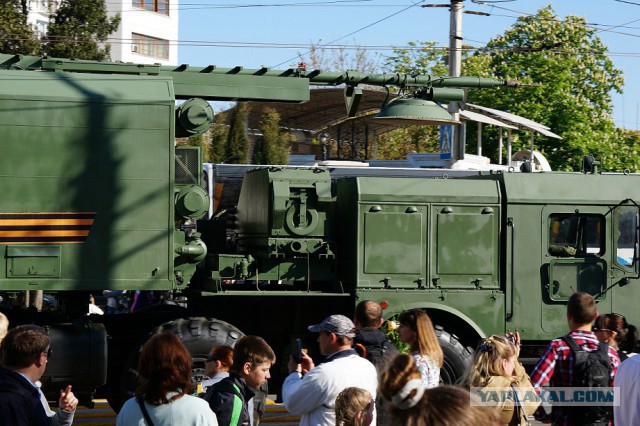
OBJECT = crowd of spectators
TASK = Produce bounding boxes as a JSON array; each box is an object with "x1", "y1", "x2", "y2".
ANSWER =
[{"x1": 1, "y1": 292, "x2": 638, "y2": 425}]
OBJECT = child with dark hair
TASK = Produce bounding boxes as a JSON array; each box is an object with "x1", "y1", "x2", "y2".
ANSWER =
[{"x1": 204, "y1": 335, "x2": 275, "y2": 426}]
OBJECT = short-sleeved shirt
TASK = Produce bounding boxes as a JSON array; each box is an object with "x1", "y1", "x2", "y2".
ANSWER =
[
  {"x1": 413, "y1": 352, "x2": 440, "y2": 388},
  {"x1": 530, "y1": 330, "x2": 620, "y2": 426}
]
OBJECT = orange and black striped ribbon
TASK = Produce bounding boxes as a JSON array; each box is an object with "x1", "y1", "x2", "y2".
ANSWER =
[{"x1": 0, "y1": 212, "x2": 96, "y2": 244}]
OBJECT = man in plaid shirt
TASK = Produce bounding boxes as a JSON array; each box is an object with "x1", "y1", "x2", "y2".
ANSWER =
[{"x1": 530, "y1": 292, "x2": 620, "y2": 425}]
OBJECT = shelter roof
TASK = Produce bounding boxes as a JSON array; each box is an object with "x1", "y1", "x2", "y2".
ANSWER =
[{"x1": 242, "y1": 87, "x2": 400, "y2": 139}]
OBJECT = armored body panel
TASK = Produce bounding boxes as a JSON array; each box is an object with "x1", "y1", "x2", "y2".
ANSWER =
[
  {"x1": 0, "y1": 71, "x2": 177, "y2": 290},
  {"x1": 335, "y1": 176, "x2": 501, "y2": 291}
]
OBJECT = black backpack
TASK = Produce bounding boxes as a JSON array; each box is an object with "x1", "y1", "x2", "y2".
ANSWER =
[{"x1": 562, "y1": 335, "x2": 613, "y2": 426}]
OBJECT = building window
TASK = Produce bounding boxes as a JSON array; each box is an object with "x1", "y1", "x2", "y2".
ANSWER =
[
  {"x1": 132, "y1": 33, "x2": 169, "y2": 60},
  {"x1": 32, "y1": 20, "x2": 48, "y2": 38},
  {"x1": 133, "y1": 0, "x2": 169, "y2": 15}
]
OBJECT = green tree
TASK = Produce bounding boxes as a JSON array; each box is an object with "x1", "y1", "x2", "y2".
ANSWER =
[
  {"x1": 226, "y1": 103, "x2": 250, "y2": 164},
  {"x1": 45, "y1": 0, "x2": 120, "y2": 60},
  {"x1": 254, "y1": 107, "x2": 291, "y2": 165},
  {"x1": 383, "y1": 40, "x2": 449, "y2": 76},
  {"x1": 176, "y1": 133, "x2": 210, "y2": 162},
  {"x1": 0, "y1": 0, "x2": 38, "y2": 55},
  {"x1": 463, "y1": 6, "x2": 625, "y2": 171},
  {"x1": 208, "y1": 112, "x2": 230, "y2": 164}
]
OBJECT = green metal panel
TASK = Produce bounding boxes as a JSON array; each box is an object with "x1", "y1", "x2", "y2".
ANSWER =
[
  {"x1": 0, "y1": 71, "x2": 175, "y2": 290},
  {"x1": 435, "y1": 209, "x2": 497, "y2": 280},
  {"x1": 363, "y1": 211, "x2": 424, "y2": 275},
  {"x1": 335, "y1": 176, "x2": 501, "y2": 291},
  {"x1": 356, "y1": 288, "x2": 505, "y2": 338},
  {"x1": 499, "y1": 172, "x2": 640, "y2": 205},
  {"x1": 548, "y1": 258, "x2": 607, "y2": 300}
]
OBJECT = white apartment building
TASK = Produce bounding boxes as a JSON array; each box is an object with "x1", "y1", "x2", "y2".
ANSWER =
[{"x1": 27, "y1": 0, "x2": 179, "y2": 65}]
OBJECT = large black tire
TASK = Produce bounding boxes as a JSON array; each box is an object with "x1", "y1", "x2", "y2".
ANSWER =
[
  {"x1": 435, "y1": 325, "x2": 474, "y2": 385},
  {"x1": 115, "y1": 318, "x2": 243, "y2": 411}
]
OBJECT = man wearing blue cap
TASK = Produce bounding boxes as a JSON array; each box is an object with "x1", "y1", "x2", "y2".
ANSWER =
[{"x1": 282, "y1": 314, "x2": 378, "y2": 426}]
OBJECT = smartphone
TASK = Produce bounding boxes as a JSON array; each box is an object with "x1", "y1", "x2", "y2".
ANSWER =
[{"x1": 291, "y1": 338, "x2": 303, "y2": 363}]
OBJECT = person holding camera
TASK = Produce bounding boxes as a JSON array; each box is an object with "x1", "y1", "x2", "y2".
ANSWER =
[
  {"x1": 461, "y1": 333, "x2": 539, "y2": 425},
  {"x1": 282, "y1": 314, "x2": 377, "y2": 426}
]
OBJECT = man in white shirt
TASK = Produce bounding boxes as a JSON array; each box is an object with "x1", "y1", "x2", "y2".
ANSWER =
[
  {"x1": 282, "y1": 314, "x2": 378, "y2": 426},
  {"x1": 614, "y1": 355, "x2": 640, "y2": 426}
]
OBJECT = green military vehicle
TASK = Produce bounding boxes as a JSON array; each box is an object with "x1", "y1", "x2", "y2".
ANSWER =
[{"x1": 0, "y1": 53, "x2": 637, "y2": 411}]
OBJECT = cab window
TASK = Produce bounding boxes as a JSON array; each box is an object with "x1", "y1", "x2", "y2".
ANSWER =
[
  {"x1": 549, "y1": 214, "x2": 604, "y2": 257},
  {"x1": 616, "y1": 209, "x2": 638, "y2": 268}
]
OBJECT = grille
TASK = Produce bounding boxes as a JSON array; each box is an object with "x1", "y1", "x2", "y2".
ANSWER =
[{"x1": 175, "y1": 147, "x2": 200, "y2": 185}]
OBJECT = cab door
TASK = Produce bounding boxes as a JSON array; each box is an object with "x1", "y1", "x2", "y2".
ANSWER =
[{"x1": 541, "y1": 206, "x2": 611, "y2": 332}]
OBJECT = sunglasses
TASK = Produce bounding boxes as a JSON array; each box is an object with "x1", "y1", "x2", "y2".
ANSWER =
[
  {"x1": 43, "y1": 347, "x2": 52, "y2": 359},
  {"x1": 205, "y1": 354, "x2": 216, "y2": 362},
  {"x1": 593, "y1": 328, "x2": 613, "y2": 333}
]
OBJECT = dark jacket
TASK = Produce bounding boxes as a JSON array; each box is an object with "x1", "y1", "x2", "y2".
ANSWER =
[
  {"x1": 203, "y1": 372, "x2": 255, "y2": 426},
  {"x1": 354, "y1": 327, "x2": 399, "y2": 371},
  {"x1": 0, "y1": 366, "x2": 49, "y2": 426}
]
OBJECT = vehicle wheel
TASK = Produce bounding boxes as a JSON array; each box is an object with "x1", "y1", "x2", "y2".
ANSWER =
[
  {"x1": 117, "y1": 318, "x2": 244, "y2": 411},
  {"x1": 435, "y1": 325, "x2": 474, "y2": 385}
]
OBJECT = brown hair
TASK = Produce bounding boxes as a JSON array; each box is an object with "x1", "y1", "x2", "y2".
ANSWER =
[
  {"x1": 1, "y1": 324, "x2": 49, "y2": 369},
  {"x1": 379, "y1": 354, "x2": 422, "y2": 402},
  {"x1": 460, "y1": 335, "x2": 516, "y2": 388},
  {"x1": 567, "y1": 292, "x2": 597, "y2": 325},
  {"x1": 136, "y1": 332, "x2": 194, "y2": 405},
  {"x1": 381, "y1": 355, "x2": 498, "y2": 426},
  {"x1": 209, "y1": 345, "x2": 234, "y2": 370},
  {"x1": 231, "y1": 335, "x2": 276, "y2": 374},
  {"x1": 398, "y1": 309, "x2": 443, "y2": 367},
  {"x1": 355, "y1": 300, "x2": 383, "y2": 328},
  {"x1": 595, "y1": 313, "x2": 638, "y2": 352},
  {"x1": 335, "y1": 387, "x2": 373, "y2": 426}
]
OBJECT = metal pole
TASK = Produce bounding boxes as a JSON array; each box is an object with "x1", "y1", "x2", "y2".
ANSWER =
[
  {"x1": 448, "y1": 0, "x2": 464, "y2": 162},
  {"x1": 477, "y1": 121, "x2": 482, "y2": 156},
  {"x1": 507, "y1": 128, "x2": 512, "y2": 167},
  {"x1": 498, "y1": 127, "x2": 503, "y2": 164}
]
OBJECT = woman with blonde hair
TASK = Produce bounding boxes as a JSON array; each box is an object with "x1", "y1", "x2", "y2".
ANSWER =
[
  {"x1": 380, "y1": 354, "x2": 499, "y2": 426},
  {"x1": 397, "y1": 309, "x2": 443, "y2": 388},
  {"x1": 334, "y1": 387, "x2": 374, "y2": 426},
  {"x1": 461, "y1": 334, "x2": 539, "y2": 426}
]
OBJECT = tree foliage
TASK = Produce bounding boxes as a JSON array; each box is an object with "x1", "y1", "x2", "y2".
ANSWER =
[
  {"x1": 176, "y1": 133, "x2": 210, "y2": 162},
  {"x1": 45, "y1": 0, "x2": 120, "y2": 60},
  {"x1": 463, "y1": 6, "x2": 625, "y2": 171},
  {"x1": 254, "y1": 107, "x2": 291, "y2": 165},
  {"x1": 225, "y1": 103, "x2": 250, "y2": 164},
  {"x1": 383, "y1": 40, "x2": 449, "y2": 76},
  {"x1": 208, "y1": 112, "x2": 230, "y2": 164},
  {"x1": 0, "y1": 0, "x2": 39, "y2": 55}
]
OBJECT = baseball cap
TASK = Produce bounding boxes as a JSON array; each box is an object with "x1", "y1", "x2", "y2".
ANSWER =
[{"x1": 308, "y1": 315, "x2": 356, "y2": 338}]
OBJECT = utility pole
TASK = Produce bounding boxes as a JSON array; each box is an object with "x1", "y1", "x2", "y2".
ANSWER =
[{"x1": 448, "y1": 0, "x2": 464, "y2": 162}]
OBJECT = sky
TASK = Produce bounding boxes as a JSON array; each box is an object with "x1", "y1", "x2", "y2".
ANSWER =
[{"x1": 176, "y1": 0, "x2": 640, "y2": 130}]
